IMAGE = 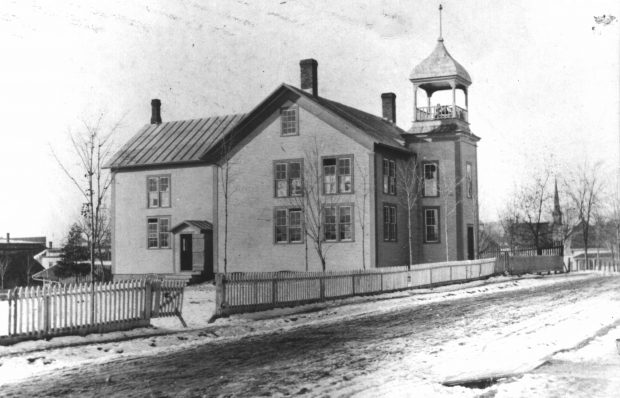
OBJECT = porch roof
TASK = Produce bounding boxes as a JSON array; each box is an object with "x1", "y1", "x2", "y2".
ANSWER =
[{"x1": 171, "y1": 220, "x2": 213, "y2": 233}]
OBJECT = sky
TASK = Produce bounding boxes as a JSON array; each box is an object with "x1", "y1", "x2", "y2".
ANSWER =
[{"x1": 1, "y1": 0, "x2": 618, "y2": 244}]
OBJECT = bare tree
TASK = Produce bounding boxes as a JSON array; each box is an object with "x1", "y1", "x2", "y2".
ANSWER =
[
  {"x1": 396, "y1": 156, "x2": 423, "y2": 268},
  {"x1": 218, "y1": 133, "x2": 239, "y2": 274},
  {"x1": 439, "y1": 174, "x2": 466, "y2": 261},
  {"x1": 51, "y1": 114, "x2": 120, "y2": 283},
  {"x1": 514, "y1": 171, "x2": 553, "y2": 254},
  {"x1": 0, "y1": 254, "x2": 9, "y2": 289},
  {"x1": 355, "y1": 159, "x2": 370, "y2": 269},
  {"x1": 498, "y1": 190, "x2": 522, "y2": 251},
  {"x1": 565, "y1": 161, "x2": 605, "y2": 266},
  {"x1": 288, "y1": 138, "x2": 342, "y2": 271},
  {"x1": 25, "y1": 254, "x2": 37, "y2": 287}
]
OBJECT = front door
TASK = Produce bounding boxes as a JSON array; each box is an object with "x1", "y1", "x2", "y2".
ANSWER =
[
  {"x1": 180, "y1": 234, "x2": 193, "y2": 271},
  {"x1": 467, "y1": 225, "x2": 475, "y2": 260}
]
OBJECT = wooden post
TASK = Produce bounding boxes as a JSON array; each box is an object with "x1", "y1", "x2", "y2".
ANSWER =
[
  {"x1": 429, "y1": 268, "x2": 433, "y2": 288},
  {"x1": 153, "y1": 281, "x2": 161, "y2": 317},
  {"x1": 352, "y1": 275, "x2": 356, "y2": 296},
  {"x1": 380, "y1": 273, "x2": 384, "y2": 292},
  {"x1": 144, "y1": 281, "x2": 153, "y2": 322},
  {"x1": 319, "y1": 276, "x2": 325, "y2": 301},
  {"x1": 272, "y1": 278, "x2": 278, "y2": 305},
  {"x1": 413, "y1": 84, "x2": 418, "y2": 121},
  {"x1": 44, "y1": 288, "x2": 50, "y2": 335}
]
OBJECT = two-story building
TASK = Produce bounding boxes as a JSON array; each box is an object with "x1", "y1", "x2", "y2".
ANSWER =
[{"x1": 107, "y1": 31, "x2": 480, "y2": 281}]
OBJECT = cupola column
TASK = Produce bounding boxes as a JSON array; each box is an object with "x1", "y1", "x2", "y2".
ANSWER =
[
  {"x1": 464, "y1": 87, "x2": 469, "y2": 110},
  {"x1": 451, "y1": 81, "x2": 457, "y2": 118},
  {"x1": 413, "y1": 84, "x2": 418, "y2": 121}
]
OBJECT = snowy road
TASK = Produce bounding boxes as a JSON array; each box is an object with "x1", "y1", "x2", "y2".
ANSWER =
[{"x1": 2, "y1": 274, "x2": 620, "y2": 397}]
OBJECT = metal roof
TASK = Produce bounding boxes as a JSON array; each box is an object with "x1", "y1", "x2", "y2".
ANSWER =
[
  {"x1": 410, "y1": 39, "x2": 471, "y2": 84},
  {"x1": 106, "y1": 114, "x2": 245, "y2": 170}
]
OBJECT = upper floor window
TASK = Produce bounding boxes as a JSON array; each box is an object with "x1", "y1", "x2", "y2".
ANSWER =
[
  {"x1": 424, "y1": 207, "x2": 439, "y2": 243},
  {"x1": 147, "y1": 217, "x2": 170, "y2": 249},
  {"x1": 423, "y1": 162, "x2": 438, "y2": 197},
  {"x1": 147, "y1": 175, "x2": 171, "y2": 208},
  {"x1": 274, "y1": 208, "x2": 303, "y2": 244},
  {"x1": 466, "y1": 162, "x2": 473, "y2": 198},
  {"x1": 274, "y1": 160, "x2": 303, "y2": 197},
  {"x1": 323, "y1": 204, "x2": 354, "y2": 242},
  {"x1": 281, "y1": 107, "x2": 298, "y2": 136},
  {"x1": 383, "y1": 158, "x2": 396, "y2": 195},
  {"x1": 323, "y1": 155, "x2": 353, "y2": 194},
  {"x1": 383, "y1": 204, "x2": 397, "y2": 241}
]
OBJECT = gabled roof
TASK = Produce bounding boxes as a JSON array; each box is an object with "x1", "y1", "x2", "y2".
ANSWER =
[
  {"x1": 110, "y1": 83, "x2": 409, "y2": 170},
  {"x1": 204, "y1": 84, "x2": 408, "y2": 162},
  {"x1": 285, "y1": 85, "x2": 406, "y2": 150},
  {"x1": 171, "y1": 220, "x2": 213, "y2": 233},
  {"x1": 410, "y1": 39, "x2": 471, "y2": 84},
  {"x1": 106, "y1": 114, "x2": 245, "y2": 170}
]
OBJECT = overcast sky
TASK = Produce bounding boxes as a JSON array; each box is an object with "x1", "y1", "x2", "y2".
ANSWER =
[{"x1": 1, "y1": 0, "x2": 618, "y2": 244}]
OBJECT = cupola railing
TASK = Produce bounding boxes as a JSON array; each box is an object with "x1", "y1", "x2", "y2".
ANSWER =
[{"x1": 415, "y1": 105, "x2": 468, "y2": 123}]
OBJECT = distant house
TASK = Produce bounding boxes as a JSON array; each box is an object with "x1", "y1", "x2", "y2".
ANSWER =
[
  {"x1": 0, "y1": 234, "x2": 46, "y2": 288},
  {"x1": 33, "y1": 243, "x2": 63, "y2": 270},
  {"x1": 107, "y1": 26, "x2": 481, "y2": 280}
]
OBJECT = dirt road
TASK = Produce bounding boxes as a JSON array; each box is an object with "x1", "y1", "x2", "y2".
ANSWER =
[{"x1": 3, "y1": 274, "x2": 620, "y2": 397}]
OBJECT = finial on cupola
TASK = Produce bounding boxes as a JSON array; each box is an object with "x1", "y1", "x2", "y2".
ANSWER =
[{"x1": 438, "y1": 4, "x2": 444, "y2": 42}]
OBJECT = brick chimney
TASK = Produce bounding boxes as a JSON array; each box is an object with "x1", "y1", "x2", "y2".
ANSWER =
[
  {"x1": 151, "y1": 99, "x2": 162, "y2": 125},
  {"x1": 300, "y1": 59, "x2": 318, "y2": 97},
  {"x1": 381, "y1": 93, "x2": 396, "y2": 124}
]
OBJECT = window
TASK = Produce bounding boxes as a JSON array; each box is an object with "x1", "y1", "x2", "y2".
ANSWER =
[
  {"x1": 424, "y1": 208, "x2": 439, "y2": 243},
  {"x1": 383, "y1": 204, "x2": 397, "y2": 241},
  {"x1": 281, "y1": 107, "x2": 298, "y2": 136},
  {"x1": 383, "y1": 158, "x2": 396, "y2": 195},
  {"x1": 147, "y1": 217, "x2": 170, "y2": 249},
  {"x1": 274, "y1": 208, "x2": 303, "y2": 244},
  {"x1": 466, "y1": 162, "x2": 473, "y2": 198},
  {"x1": 274, "y1": 160, "x2": 303, "y2": 197},
  {"x1": 423, "y1": 162, "x2": 438, "y2": 197},
  {"x1": 323, "y1": 204, "x2": 354, "y2": 242},
  {"x1": 323, "y1": 155, "x2": 353, "y2": 194},
  {"x1": 147, "y1": 175, "x2": 171, "y2": 208}
]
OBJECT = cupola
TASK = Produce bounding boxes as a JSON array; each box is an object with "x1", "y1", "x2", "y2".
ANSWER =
[{"x1": 410, "y1": 5, "x2": 471, "y2": 124}]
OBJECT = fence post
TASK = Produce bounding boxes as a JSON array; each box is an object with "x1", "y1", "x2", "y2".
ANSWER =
[
  {"x1": 319, "y1": 276, "x2": 325, "y2": 301},
  {"x1": 144, "y1": 281, "x2": 152, "y2": 320},
  {"x1": 450, "y1": 266, "x2": 453, "y2": 281},
  {"x1": 272, "y1": 278, "x2": 278, "y2": 305},
  {"x1": 214, "y1": 274, "x2": 224, "y2": 315},
  {"x1": 44, "y1": 288, "x2": 51, "y2": 335},
  {"x1": 380, "y1": 273, "x2": 384, "y2": 292},
  {"x1": 429, "y1": 268, "x2": 433, "y2": 288},
  {"x1": 352, "y1": 274, "x2": 356, "y2": 296},
  {"x1": 12, "y1": 289, "x2": 17, "y2": 336},
  {"x1": 153, "y1": 281, "x2": 161, "y2": 317}
]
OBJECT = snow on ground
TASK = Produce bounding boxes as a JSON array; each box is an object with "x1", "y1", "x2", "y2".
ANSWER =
[{"x1": 0, "y1": 272, "x2": 609, "y2": 390}]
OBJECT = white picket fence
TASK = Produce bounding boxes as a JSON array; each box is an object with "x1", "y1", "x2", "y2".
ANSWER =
[
  {"x1": 215, "y1": 258, "x2": 496, "y2": 316},
  {"x1": 574, "y1": 258, "x2": 620, "y2": 272},
  {"x1": 0, "y1": 279, "x2": 185, "y2": 345}
]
